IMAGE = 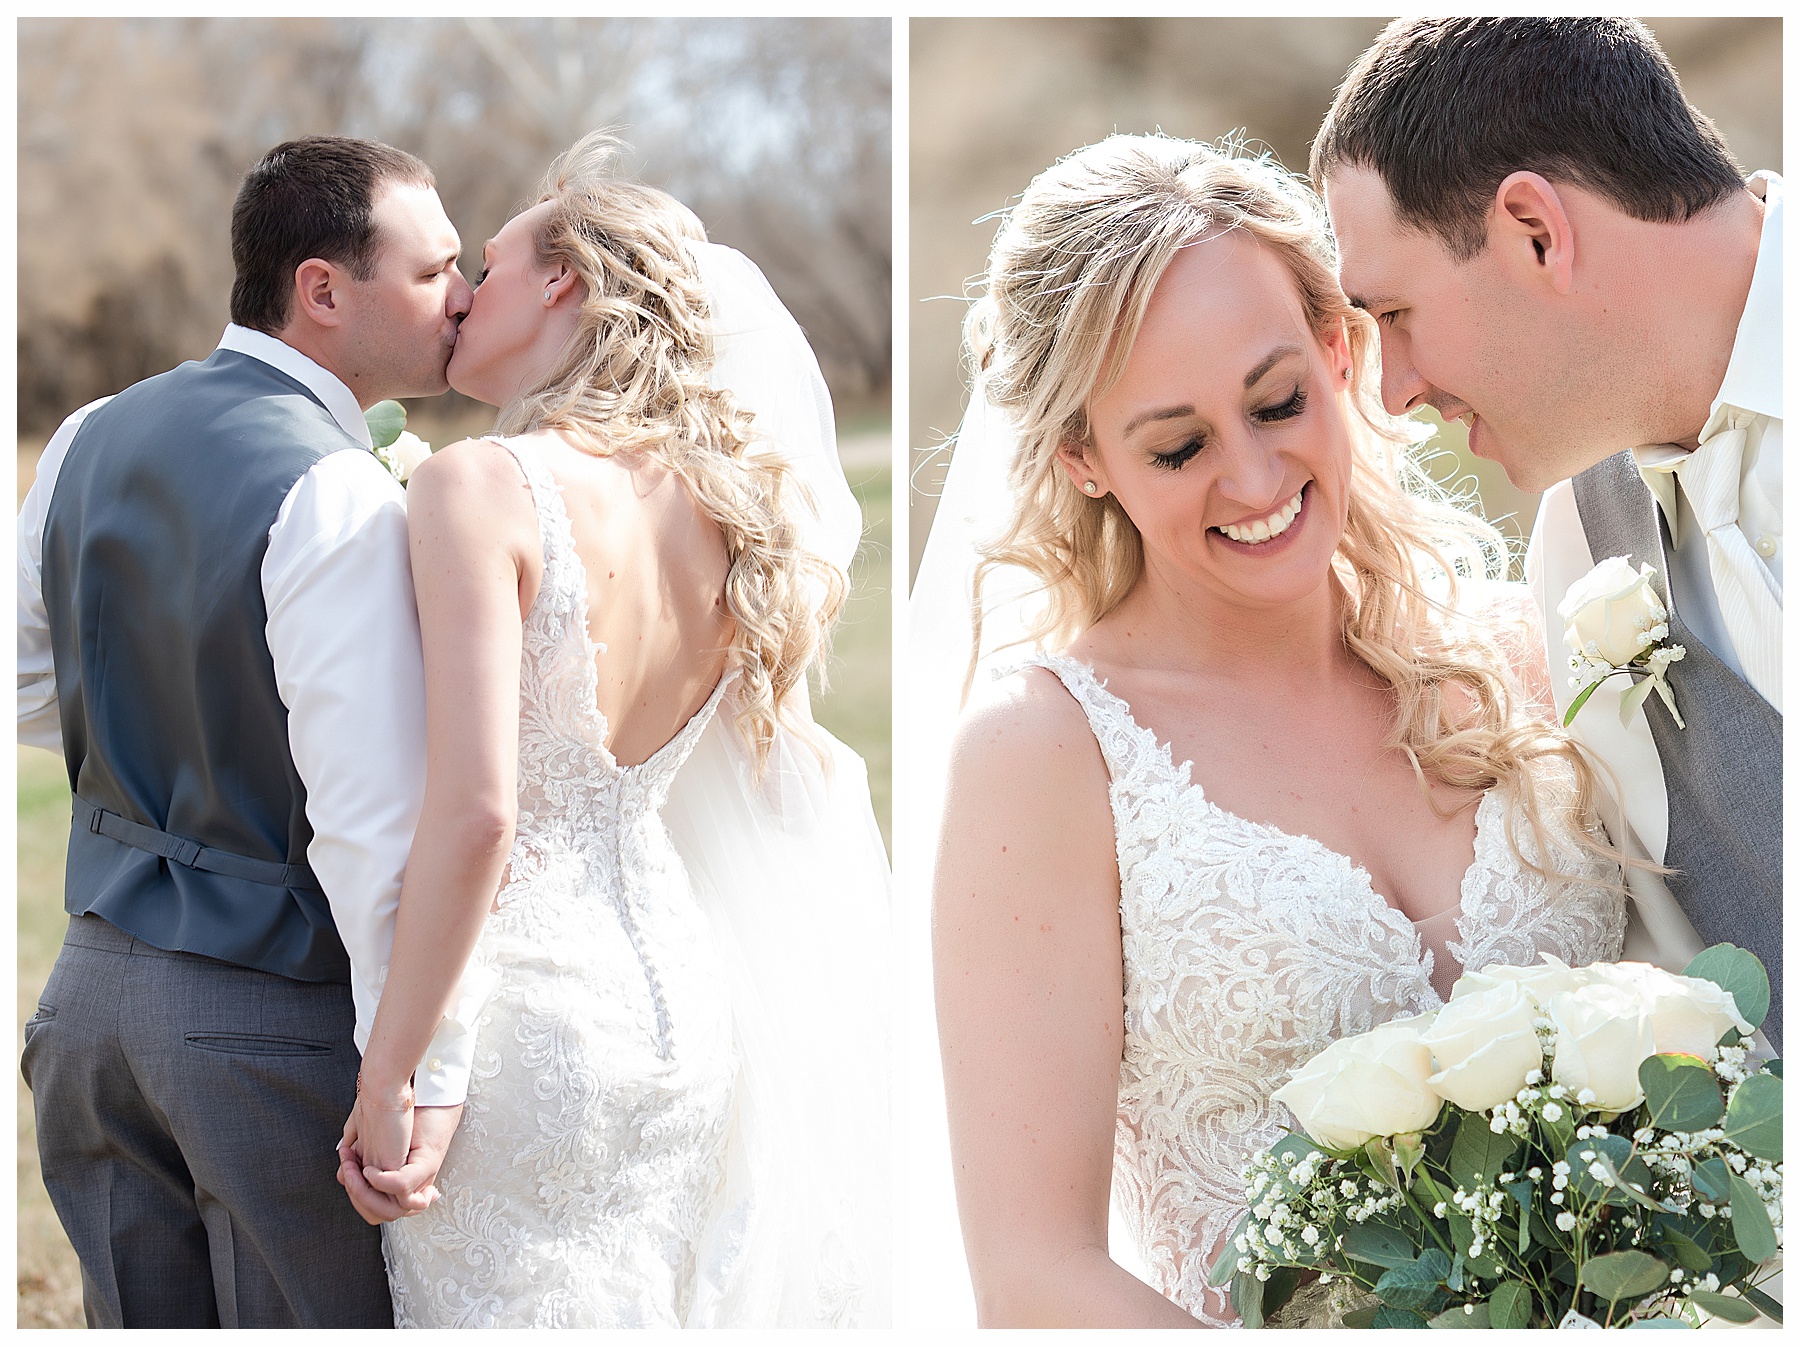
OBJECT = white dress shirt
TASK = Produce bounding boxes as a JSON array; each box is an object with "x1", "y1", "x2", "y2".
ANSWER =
[
  {"x1": 17, "y1": 324, "x2": 486, "y2": 1106},
  {"x1": 1526, "y1": 172, "x2": 1782, "y2": 974}
]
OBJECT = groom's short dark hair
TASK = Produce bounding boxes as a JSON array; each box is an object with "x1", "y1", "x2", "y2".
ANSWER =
[
  {"x1": 1311, "y1": 18, "x2": 1746, "y2": 261},
  {"x1": 230, "y1": 136, "x2": 436, "y2": 333}
]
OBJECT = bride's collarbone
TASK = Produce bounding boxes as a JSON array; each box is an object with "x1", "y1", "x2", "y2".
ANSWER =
[{"x1": 1106, "y1": 670, "x2": 1481, "y2": 922}]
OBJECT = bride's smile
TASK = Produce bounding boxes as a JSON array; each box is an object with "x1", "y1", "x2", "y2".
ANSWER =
[{"x1": 1066, "y1": 229, "x2": 1356, "y2": 618}]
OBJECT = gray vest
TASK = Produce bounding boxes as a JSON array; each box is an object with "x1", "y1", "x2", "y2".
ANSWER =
[
  {"x1": 42, "y1": 348, "x2": 357, "y2": 983},
  {"x1": 1571, "y1": 451, "x2": 1782, "y2": 1048}
]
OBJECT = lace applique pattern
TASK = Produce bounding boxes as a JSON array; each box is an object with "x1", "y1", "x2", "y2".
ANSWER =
[
  {"x1": 1021, "y1": 652, "x2": 1624, "y2": 1326},
  {"x1": 383, "y1": 438, "x2": 741, "y2": 1327}
]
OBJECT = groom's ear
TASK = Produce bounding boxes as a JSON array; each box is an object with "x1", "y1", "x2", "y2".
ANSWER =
[
  {"x1": 1490, "y1": 172, "x2": 1576, "y2": 296},
  {"x1": 291, "y1": 257, "x2": 348, "y2": 330}
]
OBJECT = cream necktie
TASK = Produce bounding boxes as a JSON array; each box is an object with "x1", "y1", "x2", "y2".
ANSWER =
[{"x1": 1637, "y1": 413, "x2": 1782, "y2": 711}]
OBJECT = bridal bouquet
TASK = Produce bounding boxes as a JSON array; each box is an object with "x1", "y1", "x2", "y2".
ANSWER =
[
  {"x1": 366, "y1": 400, "x2": 433, "y2": 484},
  {"x1": 1210, "y1": 946, "x2": 1782, "y2": 1328}
]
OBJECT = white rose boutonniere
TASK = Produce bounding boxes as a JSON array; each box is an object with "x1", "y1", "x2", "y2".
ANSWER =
[
  {"x1": 1557, "y1": 556, "x2": 1686, "y2": 729},
  {"x1": 365, "y1": 400, "x2": 433, "y2": 485}
]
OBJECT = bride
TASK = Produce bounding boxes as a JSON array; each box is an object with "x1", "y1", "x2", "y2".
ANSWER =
[
  {"x1": 923, "y1": 134, "x2": 1629, "y2": 1326},
  {"x1": 336, "y1": 133, "x2": 890, "y2": 1327}
]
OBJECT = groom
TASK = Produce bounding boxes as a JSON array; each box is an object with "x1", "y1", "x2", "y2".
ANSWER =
[
  {"x1": 18, "y1": 137, "x2": 478, "y2": 1325},
  {"x1": 1316, "y1": 18, "x2": 1781, "y2": 1046}
]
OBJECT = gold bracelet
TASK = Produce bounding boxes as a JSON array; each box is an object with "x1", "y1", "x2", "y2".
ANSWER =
[{"x1": 355, "y1": 1068, "x2": 414, "y2": 1112}]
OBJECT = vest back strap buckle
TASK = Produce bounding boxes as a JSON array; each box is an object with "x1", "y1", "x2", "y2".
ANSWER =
[{"x1": 73, "y1": 795, "x2": 322, "y2": 893}]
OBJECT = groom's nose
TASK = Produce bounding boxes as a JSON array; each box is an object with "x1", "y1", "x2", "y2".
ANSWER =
[
  {"x1": 447, "y1": 270, "x2": 474, "y2": 323},
  {"x1": 1376, "y1": 326, "x2": 1430, "y2": 418}
]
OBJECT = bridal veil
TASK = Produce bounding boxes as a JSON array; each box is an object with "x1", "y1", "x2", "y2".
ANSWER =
[{"x1": 661, "y1": 242, "x2": 892, "y2": 1325}]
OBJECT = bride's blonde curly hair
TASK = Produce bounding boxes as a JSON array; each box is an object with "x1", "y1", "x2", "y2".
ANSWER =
[
  {"x1": 496, "y1": 132, "x2": 843, "y2": 773},
  {"x1": 965, "y1": 132, "x2": 1626, "y2": 885}
]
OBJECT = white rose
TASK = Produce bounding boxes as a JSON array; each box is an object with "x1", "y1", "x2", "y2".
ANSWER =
[
  {"x1": 1546, "y1": 983, "x2": 1657, "y2": 1110},
  {"x1": 388, "y1": 430, "x2": 433, "y2": 482},
  {"x1": 1421, "y1": 981, "x2": 1546, "y2": 1111},
  {"x1": 1273, "y1": 1014, "x2": 1442, "y2": 1151},
  {"x1": 1449, "y1": 955, "x2": 1598, "y2": 1006},
  {"x1": 1585, "y1": 962, "x2": 1752, "y2": 1060},
  {"x1": 1557, "y1": 556, "x2": 1667, "y2": 668}
]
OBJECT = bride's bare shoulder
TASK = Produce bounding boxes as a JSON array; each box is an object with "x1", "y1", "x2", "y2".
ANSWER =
[
  {"x1": 409, "y1": 435, "x2": 528, "y2": 496},
  {"x1": 946, "y1": 662, "x2": 1107, "y2": 804},
  {"x1": 404, "y1": 438, "x2": 537, "y2": 551}
]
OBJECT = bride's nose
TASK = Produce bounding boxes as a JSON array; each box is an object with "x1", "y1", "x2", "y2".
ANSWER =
[{"x1": 1213, "y1": 437, "x2": 1287, "y2": 510}]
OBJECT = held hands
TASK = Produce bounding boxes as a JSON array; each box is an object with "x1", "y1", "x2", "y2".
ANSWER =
[{"x1": 338, "y1": 1078, "x2": 464, "y2": 1225}]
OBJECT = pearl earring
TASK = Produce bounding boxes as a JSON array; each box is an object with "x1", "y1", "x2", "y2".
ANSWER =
[
  {"x1": 545, "y1": 289, "x2": 554, "y2": 302},
  {"x1": 1082, "y1": 480, "x2": 1099, "y2": 495}
]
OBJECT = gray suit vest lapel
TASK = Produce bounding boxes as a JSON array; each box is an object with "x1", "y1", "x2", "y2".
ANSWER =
[{"x1": 1570, "y1": 451, "x2": 1781, "y2": 1047}]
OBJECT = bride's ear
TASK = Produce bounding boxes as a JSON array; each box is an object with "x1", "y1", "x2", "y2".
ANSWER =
[
  {"x1": 1322, "y1": 318, "x2": 1353, "y2": 389},
  {"x1": 542, "y1": 264, "x2": 580, "y2": 308},
  {"x1": 1056, "y1": 440, "x2": 1109, "y2": 500}
]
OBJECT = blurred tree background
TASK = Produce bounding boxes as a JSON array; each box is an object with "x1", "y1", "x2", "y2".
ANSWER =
[
  {"x1": 909, "y1": 17, "x2": 1781, "y2": 579},
  {"x1": 21, "y1": 16, "x2": 891, "y2": 434},
  {"x1": 17, "y1": 18, "x2": 891, "y2": 1326}
]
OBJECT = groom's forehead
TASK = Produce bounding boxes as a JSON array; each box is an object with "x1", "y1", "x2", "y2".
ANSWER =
[
  {"x1": 1323, "y1": 164, "x2": 1420, "y2": 304},
  {"x1": 372, "y1": 181, "x2": 460, "y2": 258}
]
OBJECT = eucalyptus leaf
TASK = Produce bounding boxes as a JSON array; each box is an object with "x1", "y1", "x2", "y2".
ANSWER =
[
  {"x1": 1504, "y1": 1181, "x2": 1535, "y2": 1255},
  {"x1": 1449, "y1": 1114, "x2": 1519, "y2": 1191},
  {"x1": 364, "y1": 399, "x2": 407, "y2": 449},
  {"x1": 1373, "y1": 1306, "x2": 1431, "y2": 1328},
  {"x1": 1444, "y1": 1207, "x2": 1501, "y2": 1279},
  {"x1": 1207, "y1": 1212, "x2": 1249, "y2": 1287},
  {"x1": 1341, "y1": 1304, "x2": 1382, "y2": 1329},
  {"x1": 1638, "y1": 1054, "x2": 1724, "y2": 1132},
  {"x1": 1653, "y1": 1226, "x2": 1712, "y2": 1274},
  {"x1": 1488, "y1": 1281, "x2": 1533, "y2": 1329},
  {"x1": 1624, "y1": 1318, "x2": 1693, "y2": 1329},
  {"x1": 1340, "y1": 1221, "x2": 1418, "y2": 1270},
  {"x1": 1727, "y1": 1173, "x2": 1778, "y2": 1264},
  {"x1": 1681, "y1": 945, "x2": 1769, "y2": 1032},
  {"x1": 1767, "y1": 1058, "x2": 1782, "y2": 1079},
  {"x1": 1233, "y1": 1265, "x2": 1264, "y2": 1328},
  {"x1": 1739, "y1": 1283, "x2": 1781, "y2": 1323},
  {"x1": 1377, "y1": 1252, "x2": 1453, "y2": 1312},
  {"x1": 1691, "y1": 1157, "x2": 1733, "y2": 1204},
  {"x1": 1261, "y1": 1266, "x2": 1304, "y2": 1322},
  {"x1": 1579, "y1": 1250, "x2": 1668, "y2": 1301},
  {"x1": 1686, "y1": 1289, "x2": 1760, "y2": 1324},
  {"x1": 1722, "y1": 1073, "x2": 1782, "y2": 1162},
  {"x1": 1427, "y1": 1301, "x2": 1491, "y2": 1327},
  {"x1": 1568, "y1": 1134, "x2": 1663, "y2": 1209}
]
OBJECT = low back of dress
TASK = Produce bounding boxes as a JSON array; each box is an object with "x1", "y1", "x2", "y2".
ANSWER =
[{"x1": 383, "y1": 433, "x2": 743, "y2": 1328}]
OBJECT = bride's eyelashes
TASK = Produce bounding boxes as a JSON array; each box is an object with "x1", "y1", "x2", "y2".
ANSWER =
[
  {"x1": 1147, "y1": 388, "x2": 1308, "y2": 472},
  {"x1": 474, "y1": 268, "x2": 489, "y2": 288},
  {"x1": 1151, "y1": 435, "x2": 1205, "y2": 471},
  {"x1": 1254, "y1": 387, "x2": 1308, "y2": 424}
]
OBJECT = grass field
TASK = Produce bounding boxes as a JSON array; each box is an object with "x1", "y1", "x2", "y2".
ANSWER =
[{"x1": 14, "y1": 433, "x2": 892, "y2": 1327}]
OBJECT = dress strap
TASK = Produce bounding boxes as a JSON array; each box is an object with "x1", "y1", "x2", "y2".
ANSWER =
[
  {"x1": 1013, "y1": 651, "x2": 1195, "y2": 796},
  {"x1": 485, "y1": 436, "x2": 587, "y2": 635}
]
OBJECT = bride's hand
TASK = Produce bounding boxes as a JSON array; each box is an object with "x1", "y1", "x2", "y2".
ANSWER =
[
  {"x1": 342, "y1": 1077, "x2": 415, "y2": 1174},
  {"x1": 337, "y1": 1103, "x2": 463, "y2": 1226}
]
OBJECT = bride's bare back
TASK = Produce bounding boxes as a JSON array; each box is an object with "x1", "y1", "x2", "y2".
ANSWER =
[{"x1": 508, "y1": 429, "x2": 733, "y2": 766}]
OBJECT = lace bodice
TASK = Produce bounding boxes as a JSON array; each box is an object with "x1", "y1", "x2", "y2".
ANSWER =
[
  {"x1": 383, "y1": 437, "x2": 741, "y2": 1327},
  {"x1": 1023, "y1": 653, "x2": 1626, "y2": 1327}
]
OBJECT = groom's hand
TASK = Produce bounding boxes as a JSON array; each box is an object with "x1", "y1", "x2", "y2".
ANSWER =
[{"x1": 337, "y1": 1103, "x2": 464, "y2": 1224}]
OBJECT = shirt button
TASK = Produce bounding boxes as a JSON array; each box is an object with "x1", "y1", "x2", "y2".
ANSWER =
[
  {"x1": 1755, "y1": 535, "x2": 1777, "y2": 558},
  {"x1": 427, "y1": 1058, "x2": 443, "y2": 1072}
]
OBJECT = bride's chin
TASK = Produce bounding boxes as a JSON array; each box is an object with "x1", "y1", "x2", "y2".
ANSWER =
[{"x1": 445, "y1": 358, "x2": 498, "y2": 408}]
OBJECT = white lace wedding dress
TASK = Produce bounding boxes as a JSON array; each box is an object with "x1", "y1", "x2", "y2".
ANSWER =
[
  {"x1": 383, "y1": 440, "x2": 741, "y2": 1327},
  {"x1": 1024, "y1": 653, "x2": 1628, "y2": 1327}
]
